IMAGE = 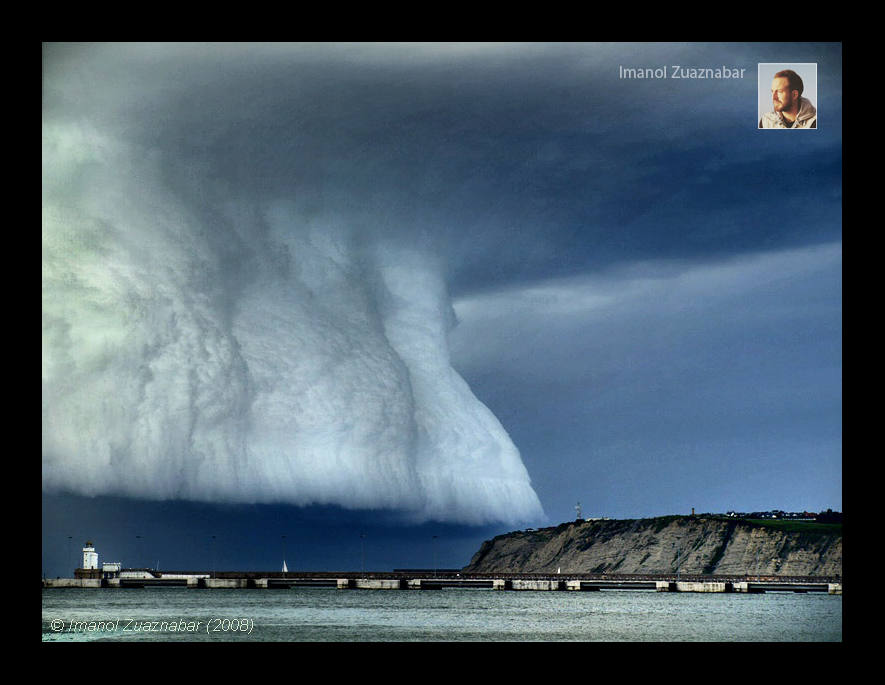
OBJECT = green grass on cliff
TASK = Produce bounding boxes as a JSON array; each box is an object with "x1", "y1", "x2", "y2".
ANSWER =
[
  {"x1": 539, "y1": 515, "x2": 841, "y2": 537},
  {"x1": 617, "y1": 515, "x2": 841, "y2": 536},
  {"x1": 742, "y1": 519, "x2": 842, "y2": 535},
  {"x1": 652, "y1": 515, "x2": 681, "y2": 532}
]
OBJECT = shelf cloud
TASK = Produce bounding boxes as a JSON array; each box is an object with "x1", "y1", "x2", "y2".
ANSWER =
[{"x1": 42, "y1": 45, "x2": 543, "y2": 525}]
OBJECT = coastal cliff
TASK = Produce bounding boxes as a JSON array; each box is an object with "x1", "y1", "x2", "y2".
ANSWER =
[{"x1": 463, "y1": 517, "x2": 842, "y2": 577}]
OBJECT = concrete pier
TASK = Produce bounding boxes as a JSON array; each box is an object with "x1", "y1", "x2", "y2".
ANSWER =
[
  {"x1": 353, "y1": 579, "x2": 406, "y2": 590},
  {"x1": 656, "y1": 581, "x2": 731, "y2": 592},
  {"x1": 201, "y1": 578, "x2": 248, "y2": 589},
  {"x1": 43, "y1": 578, "x2": 102, "y2": 588},
  {"x1": 406, "y1": 579, "x2": 443, "y2": 589},
  {"x1": 511, "y1": 579, "x2": 563, "y2": 591},
  {"x1": 43, "y1": 572, "x2": 841, "y2": 594},
  {"x1": 676, "y1": 581, "x2": 729, "y2": 593}
]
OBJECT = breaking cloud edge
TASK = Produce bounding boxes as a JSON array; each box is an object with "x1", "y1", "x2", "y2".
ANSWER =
[{"x1": 41, "y1": 122, "x2": 544, "y2": 527}]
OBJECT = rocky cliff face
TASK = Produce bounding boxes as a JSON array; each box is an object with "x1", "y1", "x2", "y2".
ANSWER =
[{"x1": 462, "y1": 517, "x2": 842, "y2": 577}]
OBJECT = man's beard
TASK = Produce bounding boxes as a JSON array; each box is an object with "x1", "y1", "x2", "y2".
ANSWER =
[{"x1": 774, "y1": 96, "x2": 795, "y2": 113}]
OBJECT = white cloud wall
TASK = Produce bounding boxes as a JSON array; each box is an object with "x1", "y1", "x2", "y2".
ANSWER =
[{"x1": 41, "y1": 119, "x2": 543, "y2": 525}]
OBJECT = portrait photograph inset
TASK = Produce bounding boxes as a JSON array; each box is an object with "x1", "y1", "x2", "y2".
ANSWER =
[{"x1": 758, "y1": 63, "x2": 818, "y2": 129}]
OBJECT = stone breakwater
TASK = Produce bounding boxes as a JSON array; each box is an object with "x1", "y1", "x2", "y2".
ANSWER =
[{"x1": 462, "y1": 517, "x2": 842, "y2": 577}]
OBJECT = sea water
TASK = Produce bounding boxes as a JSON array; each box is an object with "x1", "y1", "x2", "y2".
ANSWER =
[{"x1": 42, "y1": 587, "x2": 842, "y2": 642}]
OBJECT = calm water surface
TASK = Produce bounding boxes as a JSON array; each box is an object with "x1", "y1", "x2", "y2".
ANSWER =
[{"x1": 42, "y1": 587, "x2": 842, "y2": 642}]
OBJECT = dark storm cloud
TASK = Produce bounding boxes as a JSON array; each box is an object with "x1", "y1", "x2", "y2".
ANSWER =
[
  {"x1": 42, "y1": 42, "x2": 841, "y2": 295},
  {"x1": 43, "y1": 43, "x2": 841, "y2": 539}
]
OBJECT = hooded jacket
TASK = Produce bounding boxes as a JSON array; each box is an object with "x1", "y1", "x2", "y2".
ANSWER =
[{"x1": 760, "y1": 96, "x2": 817, "y2": 129}]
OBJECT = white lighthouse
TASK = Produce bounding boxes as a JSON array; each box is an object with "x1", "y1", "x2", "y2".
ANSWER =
[{"x1": 82, "y1": 541, "x2": 98, "y2": 570}]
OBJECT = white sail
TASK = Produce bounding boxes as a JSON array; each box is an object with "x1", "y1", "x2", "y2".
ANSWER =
[{"x1": 282, "y1": 560, "x2": 288, "y2": 573}]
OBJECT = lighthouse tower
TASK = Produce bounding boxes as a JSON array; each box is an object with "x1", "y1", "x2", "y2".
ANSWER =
[{"x1": 82, "y1": 541, "x2": 98, "y2": 570}]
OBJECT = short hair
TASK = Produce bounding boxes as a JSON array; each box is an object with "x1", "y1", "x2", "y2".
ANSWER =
[{"x1": 774, "y1": 69, "x2": 804, "y2": 96}]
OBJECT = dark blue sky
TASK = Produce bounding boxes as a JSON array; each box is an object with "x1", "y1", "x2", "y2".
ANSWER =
[{"x1": 42, "y1": 43, "x2": 841, "y2": 577}]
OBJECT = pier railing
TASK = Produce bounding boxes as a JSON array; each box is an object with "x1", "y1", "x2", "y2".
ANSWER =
[
  {"x1": 81, "y1": 570, "x2": 840, "y2": 584},
  {"x1": 44, "y1": 570, "x2": 842, "y2": 592}
]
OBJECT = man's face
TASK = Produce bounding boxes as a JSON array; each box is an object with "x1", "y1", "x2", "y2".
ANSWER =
[{"x1": 771, "y1": 77, "x2": 797, "y2": 112}]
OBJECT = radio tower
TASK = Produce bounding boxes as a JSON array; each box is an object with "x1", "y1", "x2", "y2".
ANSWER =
[{"x1": 575, "y1": 502, "x2": 583, "y2": 521}]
